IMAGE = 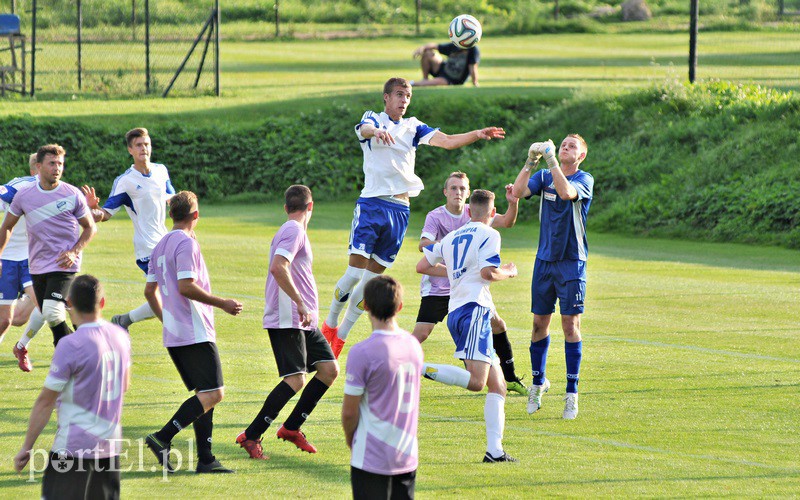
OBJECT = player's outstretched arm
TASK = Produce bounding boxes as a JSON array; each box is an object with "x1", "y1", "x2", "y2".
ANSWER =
[
  {"x1": 480, "y1": 263, "x2": 518, "y2": 282},
  {"x1": 144, "y1": 281, "x2": 163, "y2": 322},
  {"x1": 412, "y1": 42, "x2": 439, "y2": 59},
  {"x1": 81, "y1": 185, "x2": 112, "y2": 222},
  {"x1": 469, "y1": 63, "x2": 479, "y2": 87},
  {"x1": 360, "y1": 123, "x2": 395, "y2": 146},
  {"x1": 14, "y1": 387, "x2": 58, "y2": 472},
  {"x1": 418, "y1": 237, "x2": 436, "y2": 252},
  {"x1": 416, "y1": 257, "x2": 447, "y2": 277},
  {"x1": 492, "y1": 184, "x2": 519, "y2": 229},
  {"x1": 177, "y1": 278, "x2": 243, "y2": 316},
  {"x1": 429, "y1": 127, "x2": 505, "y2": 150}
]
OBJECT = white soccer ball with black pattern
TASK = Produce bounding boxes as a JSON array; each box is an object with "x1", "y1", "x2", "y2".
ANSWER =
[{"x1": 448, "y1": 14, "x2": 482, "y2": 49}]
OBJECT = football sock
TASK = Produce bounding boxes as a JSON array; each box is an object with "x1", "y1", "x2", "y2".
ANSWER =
[
  {"x1": 244, "y1": 381, "x2": 296, "y2": 441},
  {"x1": 565, "y1": 341, "x2": 582, "y2": 394},
  {"x1": 529, "y1": 336, "x2": 551, "y2": 385},
  {"x1": 283, "y1": 377, "x2": 330, "y2": 431},
  {"x1": 421, "y1": 363, "x2": 470, "y2": 389},
  {"x1": 326, "y1": 266, "x2": 364, "y2": 328},
  {"x1": 193, "y1": 408, "x2": 215, "y2": 465},
  {"x1": 18, "y1": 307, "x2": 45, "y2": 348},
  {"x1": 492, "y1": 331, "x2": 518, "y2": 382},
  {"x1": 155, "y1": 395, "x2": 205, "y2": 444},
  {"x1": 50, "y1": 322, "x2": 72, "y2": 347},
  {"x1": 338, "y1": 270, "x2": 379, "y2": 340},
  {"x1": 484, "y1": 392, "x2": 506, "y2": 457},
  {"x1": 129, "y1": 302, "x2": 156, "y2": 323}
]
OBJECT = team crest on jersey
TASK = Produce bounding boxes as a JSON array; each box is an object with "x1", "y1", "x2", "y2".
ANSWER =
[
  {"x1": 544, "y1": 192, "x2": 557, "y2": 202},
  {"x1": 57, "y1": 201, "x2": 67, "y2": 211}
]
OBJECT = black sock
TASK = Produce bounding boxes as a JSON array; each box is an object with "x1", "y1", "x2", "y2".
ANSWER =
[
  {"x1": 193, "y1": 408, "x2": 215, "y2": 464},
  {"x1": 155, "y1": 395, "x2": 205, "y2": 444},
  {"x1": 51, "y1": 322, "x2": 73, "y2": 347},
  {"x1": 244, "y1": 381, "x2": 296, "y2": 441},
  {"x1": 283, "y1": 377, "x2": 330, "y2": 431},
  {"x1": 493, "y1": 331, "x2": 519, "y2": 382}
]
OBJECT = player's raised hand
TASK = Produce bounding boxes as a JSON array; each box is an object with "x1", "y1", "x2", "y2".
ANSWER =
[
  {"x1": 540, "y1": 140, "x2": 560, "y2": 169},
  {"x1": 297, "y1": 302, "x2": 312, "y2": 327},
  {"x1": 528, "y1": 142, "x2": 544, "y2": 163},
  {"x1": 222, "y1": 299, "x2": 243, "y2": 316},
  {"x1": 477, "y1": 127, "x2": 505, "y2": 140},
  {"x1": 501, "y1": 262, "x2": 518, "y2": 278},
  {"x1": 13, "y1": 448, "x2": 30, "y2": 472},
  {"x1": 504, "y1": 184, "x2": 518, "y2": 203},
  {"x1": 81, "y1": 185, "x2": 100, "y2": 209},
  {"x1": 373, "y1": 129, "x2": 395, "y2": 146}
]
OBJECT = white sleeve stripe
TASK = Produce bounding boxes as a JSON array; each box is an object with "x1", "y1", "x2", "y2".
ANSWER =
[
  {"x1": 44, "y1": 374, "x2": 67, "y2": 392},
  {"x1": 274, "y1": 248, "x2": 294, "y2": 262},
  {"x1": 420, "y1": 232, "x2": 436, "y2": 241},
  {"x1": 146, "y1": 274, "x2": 157, "y2": 283},
  {"x1": 344, "y1": 383, "x2": 365, "y2": 396},
  {"x1": 177, "y1": 271, "x2": 197, "y2": 280}
]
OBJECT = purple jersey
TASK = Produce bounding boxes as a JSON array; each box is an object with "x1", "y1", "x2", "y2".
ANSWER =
[
  {"x1": 263, "y1": 220, "x2": 318, "y2": 330},
  {"x1": 344, "y1": 329, "x2": 423, "y2": 475},
  {"x1": 419, "y1": 205, "x2": 471, "y2": 297},
  {"x1": 7, "y1": 181, "x2": 89, "y2": 274},
  {"x1": 44, "y1": 321, "x2": 131, "y2": 458},
  {"x1": 147, "y1": 230, "x2": 216, "y2": 347}
]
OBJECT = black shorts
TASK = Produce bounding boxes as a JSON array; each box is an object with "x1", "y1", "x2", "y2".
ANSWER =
[
  {"x1": 415, "y1": 295, "x2": 449, "y2": 324},
  {"x1": 351, "y1": 466, "x2": 416, "y2": 500},
  {"x1": 167, "y1": 341, "x2": 224, "y2": 392},
  {"x1": 31, "y1": 272, "x2": 75, "y2": 308},
  {"x1": 42, "y1": 453, "x2": 120, "y2": 500},
  {"x1": 267, "y1": 328, "x2": 335, "y2": 378}
]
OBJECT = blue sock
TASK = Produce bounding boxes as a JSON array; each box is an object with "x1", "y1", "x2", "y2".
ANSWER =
[
  {"x1": 565, "y1": 341, "x2": 582, "y2": 393},
  {"x1": 529, "y1": 336, "x2": 550, "y2": 385}
]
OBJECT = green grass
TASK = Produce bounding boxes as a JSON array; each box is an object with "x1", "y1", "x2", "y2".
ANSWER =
[
  {"x1": 2, "y1": 32, "x2": 799, "y2": 127},
  {"x1": 0, "y1": 202, "x2": 798, "y2": 497}
]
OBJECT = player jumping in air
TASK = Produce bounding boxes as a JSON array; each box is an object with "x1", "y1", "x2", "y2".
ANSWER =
[
  {"x1": 322, "y1": 76, "x2": 505, "y2": 358},
  {"x1": 512, "y1": 135, "x2": 594, "y2": 420},
  {"x1": 83, "y1": 127, "x2": 176, "y2": 332},
  {"x1": 417, "y1": 189, "x2": 519, "y2": 463},
  {"x1": 412, "y1": 171, "x2": 527, "y2": 395}
]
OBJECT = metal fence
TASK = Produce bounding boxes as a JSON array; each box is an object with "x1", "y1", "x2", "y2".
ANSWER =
[{"x1": 2, "y1": 0, "x2": 218, "y2": 96}]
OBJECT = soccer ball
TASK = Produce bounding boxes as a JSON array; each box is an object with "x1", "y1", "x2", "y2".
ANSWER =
[{"x1": 448, "y1": 14, "x2": 482, "y2": 49}]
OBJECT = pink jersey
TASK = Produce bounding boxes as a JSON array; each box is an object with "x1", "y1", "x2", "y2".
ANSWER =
[
  {"x1": 7, "y1": 181, "x2": 89, "y2": 274},
  {"x1": 344, "y1": 329, "x2": 423, "y2": 475},
  {"x1": 263, "y1": 220, "x2": 318, "y2": 330},
  {"x1": 44, "y1": 321, "x2": 131, "y2": 458},
  {"x1": 419, "y1": 205, "x2": 471, "y2": 297},
  {"x1": 147, "y1": 230, "x2": 216, "y2": 347}
]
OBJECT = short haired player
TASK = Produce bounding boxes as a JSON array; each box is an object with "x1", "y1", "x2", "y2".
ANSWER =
[
  {"x1": 512, "y1": 135, "x2": 594, "y2": 420},
  {"x1": 412, "y1": 172, "x2": 527, "y2": 395},
  {"x1": 0, "y1": 144, "x2": 97, "y2": 348},
  {"x1": 82, "y1": 127, "x2": 176, "y2": 332},
  {"x1": 236, "y1": 185, "x2": 339, "y2": 459},
  {"x1": 13, "y1": 274, "x2": 131, "y2": 499},
  {"x1": 342, "y1": 275, "x2": 423, "y2": 499},
  {"x1": 416, "y1": 189, "x2": 518, "y2": 463},
  {"x1": 143, "y1": 191, "x2": 242, "y2": 474},
  {"x1": 322, "y1": 77, "x2": 505, "y2": 358}
]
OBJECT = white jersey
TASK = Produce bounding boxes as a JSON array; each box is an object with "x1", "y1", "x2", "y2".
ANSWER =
[
  {"x1": 423, "y1": 221, "x2": 502, "y2": 312},
  {"x1": 0, "y1": 175, "x2": 37, "y2": 261},
  {"x1": 103, "y1": 163, "x2": 175, "y2": 260},
  {"x1": 355, "y1": 110, "x2": 438, "y2": 198}
]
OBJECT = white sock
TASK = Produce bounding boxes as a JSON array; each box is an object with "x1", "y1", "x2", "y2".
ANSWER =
[
  {"x1": 326, "y1": 266, "x2": 364, "y2": 328},
  {"x1": 338, "y1": 269, "x2": 380, "y2": 340},
  {"x1": 129, "y1": 302, "x2": 155, "y2": 323},
  {"x1": 485, "y1": 392, "x2": 505, "y2": 457},
  {"x1": 18, "y1": 307, "x2": 45, "y2": 349},
  {"x1": 422, "y1": 363, "x2": 470, "y2": 389}
]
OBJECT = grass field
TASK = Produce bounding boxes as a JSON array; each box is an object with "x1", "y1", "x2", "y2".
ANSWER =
[
  {"x1": 2, "y1": 31, "x2": 799, "y2": 126},
  {"x1": 0, "y1": 202, "x2": 798, "y2": 497}
]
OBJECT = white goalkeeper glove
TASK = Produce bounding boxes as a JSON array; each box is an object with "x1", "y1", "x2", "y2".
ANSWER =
[
  {"x1": 527, "y1": 142, "x2": 543, "y2": 164},
  {"x1": 539, "y1": 140, "x2": 559, "y2": 169}
]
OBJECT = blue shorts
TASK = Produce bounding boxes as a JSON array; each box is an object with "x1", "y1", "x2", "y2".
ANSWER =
[
  {"x1": 0, "y1": 259, "x2": 32, "y2": 305},
  {"x1": 348, "y1": 197, "x2": 410, "y2": 268},
  {"x1": 446, "y1": 302, "x2": 495, "y2": 363},
  {"x1": 531, "y1": 258, "x2": 586, "y2": 316},
  {"x1": 136, "y1": 257, "x2": 150, "y2": 275}
]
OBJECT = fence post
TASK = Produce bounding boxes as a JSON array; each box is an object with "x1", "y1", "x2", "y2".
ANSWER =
[
  {"x1": 416, "y1": 0, "x2": 421, "y2": 36},
  {"x1": 31, "y1": 0, "x2": 36, "y2": 96},
  {"x1": 688, "y1": 0, "x2": 699, "y2": 83},
  {"x1": 11, "y1": 0, "x2": 15, "y2": 14},
  {"x1": 132, "y1": 0, "x2": 137, "y2": 41},
  {"x1": 78, "y1": 0, "x2": 83, "y2": 90},
  {"x1": 145, "y1": 0, "x2": 150, "y2": 93},
  {"x1": 215, "y1": 0, "x2": 219, "y2": 96},
  {"x1": 275, "y1": 0, "x2": 280, "y2": 37},
  {"x1": 555, "y1": 0, "x2": 560, "y2": 20}
]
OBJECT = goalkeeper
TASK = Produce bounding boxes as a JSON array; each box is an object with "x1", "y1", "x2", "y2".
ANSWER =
[{"x1": 511, "y1": 135, "x2": 594, "y2": 421}]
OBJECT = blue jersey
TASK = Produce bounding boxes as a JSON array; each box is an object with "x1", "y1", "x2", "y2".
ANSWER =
[{"x1": 527, "y1": 169, "x2": 593, "y2": 262}]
